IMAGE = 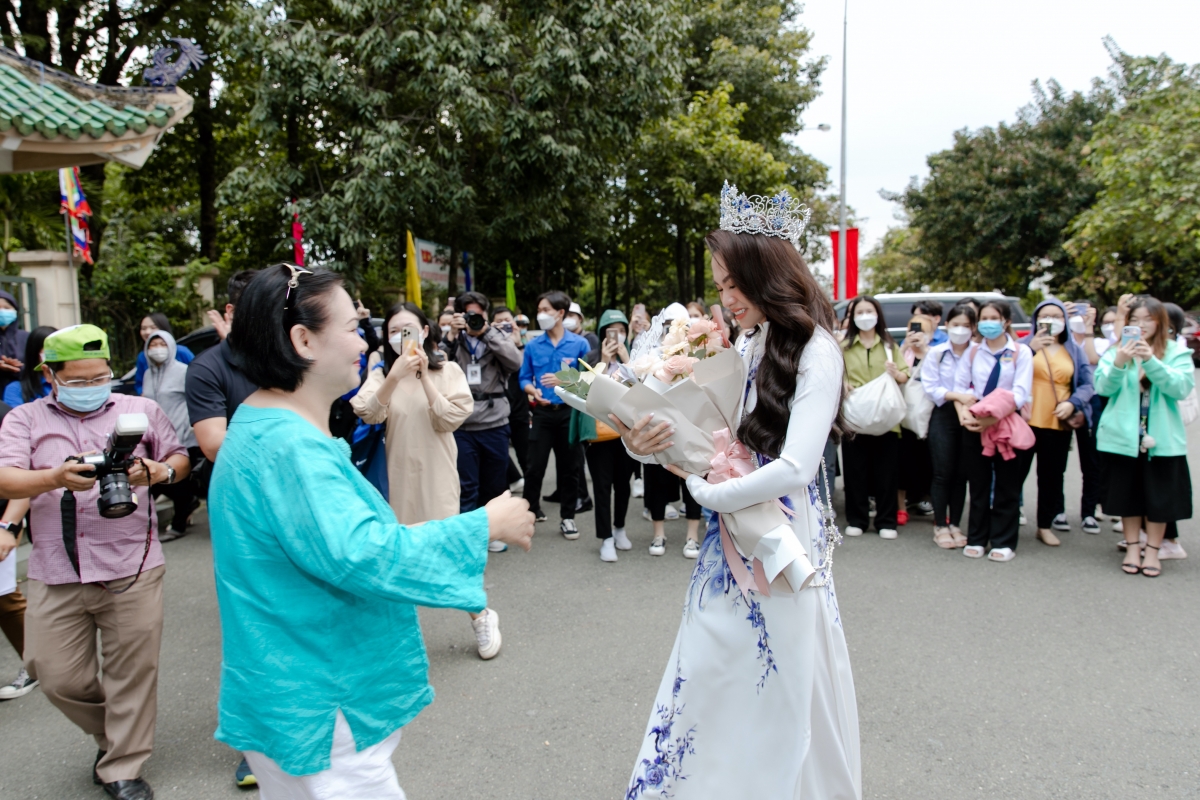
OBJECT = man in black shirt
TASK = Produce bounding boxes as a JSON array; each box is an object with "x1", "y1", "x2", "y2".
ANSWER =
[{"x1": 183, "y1": 270, "x2": 259, "y2": 789}]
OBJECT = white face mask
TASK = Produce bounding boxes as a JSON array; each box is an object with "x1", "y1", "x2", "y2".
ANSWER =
[
  {"x1": 390, "y1": 328, "x2": 425, "y2": 354},
  {"x1": 536, "y1": 312, "x2": 558, "y2": 330},
  {"x1": 853, "y1": 313, "x2": 878, "y2": 331},
  {"x1": 1068, "y1": 315, "x2": 1088, "y2": 334},
  {"x1": 440, "y1": 325, "x2": 452, "y2": 336},
  {"x1": 1038, "y1": 317, "x2": 1065, "y2": 336},
  {"x1": 947, "y1": 326, "x2": 972, "y2": 345},
  {"x1": 147, "y1": 347, "x2": 169, "y2": 364},
  {"x1": 563, "y1": 316, "x2": 580, "y2": 332},
  {"x1": 1101, "y1": 323, "x2": 1116, "y2": 341}
]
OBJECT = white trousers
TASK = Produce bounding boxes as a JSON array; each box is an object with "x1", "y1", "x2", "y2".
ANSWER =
[{"x1": 244, "y1": 711, "x2": 406, "y2": 800}]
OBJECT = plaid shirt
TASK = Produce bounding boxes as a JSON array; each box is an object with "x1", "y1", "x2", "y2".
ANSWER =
[{"x1": 0, "y1": 393, "x2": 185, "y2": 585}]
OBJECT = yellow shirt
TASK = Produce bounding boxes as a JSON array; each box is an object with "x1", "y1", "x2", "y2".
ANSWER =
[{"x1": 1030, "y1": 345, "x2": 1074, "y2": 430}]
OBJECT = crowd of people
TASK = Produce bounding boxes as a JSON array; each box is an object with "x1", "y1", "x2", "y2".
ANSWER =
[
  {"x1": 0, "y1": 256, "x2": 1192, "y2": 798},
  {"x1": 835, "y1": 293, "x2": 1195, "y2": 577}
]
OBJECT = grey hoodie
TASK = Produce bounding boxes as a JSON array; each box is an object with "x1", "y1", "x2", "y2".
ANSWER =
[{"x1": 143, "y1": 330, "x2": 198, "y2": 448}]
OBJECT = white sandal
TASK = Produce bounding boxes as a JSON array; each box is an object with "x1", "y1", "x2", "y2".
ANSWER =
[
  {"x1": 963, "y1": 545, "x2": 985, "y2": 559},
  {"x1": 987, "y1": 547, "x2": 1016, "y2": 562}
]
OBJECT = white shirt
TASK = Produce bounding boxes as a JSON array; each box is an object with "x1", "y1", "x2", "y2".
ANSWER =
[
  {"x1": 922, "y1": 341, "x2": 968, "y2": 407},
  {"x1": 952, "y1": 335, "x2": 1033, "y2": 408}
]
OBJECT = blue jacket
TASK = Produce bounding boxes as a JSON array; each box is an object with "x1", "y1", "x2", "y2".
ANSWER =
[
  {"x1": 1031, "y1": 299, "x2": 1096, "y2": 425},
  {"x1": 518, "y1": 329, "x2": 591, "y2": 405}
]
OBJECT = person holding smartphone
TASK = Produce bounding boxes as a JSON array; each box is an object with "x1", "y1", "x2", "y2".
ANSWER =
[
  {"x1": 1019, "y1": 299, "x2": 1095, "y2": 547},
  {"x1": 896, "y1": 315, "x2": 935, "y2": 525},
  {"x1": 924, "y1": 304, "x2": 976, "y2": 548},
  {"x1": 1095, "y1": 296, "x2": 1194, "y2": 577}
]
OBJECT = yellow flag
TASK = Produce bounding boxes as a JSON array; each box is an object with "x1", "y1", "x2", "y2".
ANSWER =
[{"x1": 405, "y1": 230, "x2": 421, "y2": 308}]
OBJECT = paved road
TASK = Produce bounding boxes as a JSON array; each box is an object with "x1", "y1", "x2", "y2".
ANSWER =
[{"x1": 1, "y1": 427, "x2": 1198, "y2": 799}]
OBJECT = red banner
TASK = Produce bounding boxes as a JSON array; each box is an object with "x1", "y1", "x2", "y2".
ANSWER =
[{"x1": 829, "y1": 228, "x2": 858, "y2": 300}]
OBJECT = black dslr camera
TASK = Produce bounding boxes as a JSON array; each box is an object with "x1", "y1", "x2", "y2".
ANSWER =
[
  {"x1": 74, "y1": 413, "x2": 149, "y2": 519},
  {"x1": 465, "y1": 312, "x2": 486, "y2": 332}
]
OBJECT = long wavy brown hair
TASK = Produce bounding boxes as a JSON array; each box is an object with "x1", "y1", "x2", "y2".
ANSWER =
[{"x1": 704, "y1": 229, "x2": 846, "y2": 457}]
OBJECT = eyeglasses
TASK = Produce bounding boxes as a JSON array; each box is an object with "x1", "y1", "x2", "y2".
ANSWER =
[
  {"x1": 51, "y1": 370, "x2": 113, "y2": 388},
  {"x1": 283, "y1": 263, "x2": 313, "y2": 311}
]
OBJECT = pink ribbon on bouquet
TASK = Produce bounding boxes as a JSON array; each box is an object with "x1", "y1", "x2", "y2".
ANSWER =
[{"x1": 706, "y1": 429, "x2": 792, "y2": 600}]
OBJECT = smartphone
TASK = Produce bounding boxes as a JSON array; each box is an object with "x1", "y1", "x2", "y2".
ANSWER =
[
  {"x1": 1120, "y1": 325, "x2": 1141, "y2": 347},
  {"x1": 607, "y1": 328, "x2": 621, "y2": 343},
  {"x1": 1038, "y1": 320, "x2": 1053, "y2": 337},
  {"x1": 908, "y1": 322, "x2": 922, "y2": 333},
  {"x1": 400, "y1": 327, "x2": 419, "y2": 355}
]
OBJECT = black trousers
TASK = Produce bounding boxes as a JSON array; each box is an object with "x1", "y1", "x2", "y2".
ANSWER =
[
  {"x1": 1074, "y1": 424, "x2": 1103, "y2": 520},
  {"x1": 898, "y1": 427, "x2": 932, "y2": 499},
  {"x1": 962, "y1": 430, "x2": 1024, "y2": 551},
  {"x1": 524, "y1": 404, "x2": 577, "y2": 519},
  {"x1": 574, "y1": 444, "x2": 591, "y2": 503},
  {"x1": 585, "y1": 439, "x2": 635, "y2": 539},
  {"x1": 928, "y1": 403, "x2": 967, "y2": 528},
  {"x1": 643, "y1": 464, "x2": 701, "y2": 521},
  {"x1": 841, "y1": 431, "x2": 899, "y2": 531},
  {"x1": 151, "y1": 446, "x2": 203, "y2": 532},
  {"x1": 1019, "y1": 426, "x2": 1072, "y2": 529}
]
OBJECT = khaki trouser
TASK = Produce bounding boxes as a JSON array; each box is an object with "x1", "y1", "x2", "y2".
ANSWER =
[
  {"x1": 25, "y1": 565, "x2": 165, "y2": 783},
  {"x1": 0, "y1": 586, "x2": 26, "y2": 657}
]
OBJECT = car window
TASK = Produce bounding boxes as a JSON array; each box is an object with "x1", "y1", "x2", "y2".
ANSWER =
[
  {"x1": 879, "y1": 301, "x2": 914, "y2": 330},
  {"x1": 1007, "y1": 301, "x2": 1029, "y2": 323}
]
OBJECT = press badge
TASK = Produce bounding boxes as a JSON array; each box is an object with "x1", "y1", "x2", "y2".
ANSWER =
[{"x1": 466, "y1": 363, "x2": 482, "y2": 385}]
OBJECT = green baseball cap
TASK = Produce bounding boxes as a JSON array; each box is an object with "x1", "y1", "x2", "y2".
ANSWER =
[
  {"x1": 39, "y1": 324, "x2": 110, "y2": 367},
  {"x1": 597, "y1": 309, "x2": 629, "y2": 333}
]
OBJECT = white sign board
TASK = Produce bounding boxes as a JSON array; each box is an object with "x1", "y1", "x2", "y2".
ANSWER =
[{"x1": 414, "y1": 238, "x2": 465, "y2": 291}]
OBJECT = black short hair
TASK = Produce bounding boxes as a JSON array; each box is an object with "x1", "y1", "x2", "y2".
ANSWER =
[
  {"x1": 1164, "y1": 301, "x2": 1186, "y2": 337},
  {"x1": 911, "y1": 299, "x2": 943, "y2": 318},
  {"x1": 537, "y1": 290, "x2": 570, "y2": 313},
  {"x1": 228, "y1": 270, "x2": 258, "y2": 307},
  {"x1": 945, "y1": 303, "x2": 977, "y2": 327},
  {"x1": 456, "y1": 292, "x2": 489, "y2": 313},
  {"x1": 491, "y1": 305, "x2": 512, "y2": 319},
  {"x1": 146, "y1": 312, "x2": 173, "y2": 335},
  {"x1": 230, "y1": 265, "x2": 345, "y2": 391}
]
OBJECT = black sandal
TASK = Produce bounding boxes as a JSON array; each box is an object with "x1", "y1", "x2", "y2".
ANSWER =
[
  {"x1": 1121, "y1": 540, "x2": 1143, "y2": 574},
  {"x1": 1141, "y1": 544, "x2": 1161, "y2": 578}
]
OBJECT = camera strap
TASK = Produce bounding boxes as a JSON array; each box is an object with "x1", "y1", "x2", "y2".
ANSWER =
[{"x1": 59, "y1": 457, "x2": 154, "y2": 596}]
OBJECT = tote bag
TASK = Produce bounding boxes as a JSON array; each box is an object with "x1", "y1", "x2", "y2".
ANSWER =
[
  {"x1": 843, "y1": 344, "x2": 908, "y2": 436},
  {"x1": 901, "y1": 359, "x2": 935, "y2": 438}
]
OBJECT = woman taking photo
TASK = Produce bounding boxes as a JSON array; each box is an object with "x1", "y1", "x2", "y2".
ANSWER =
[
  {"x1": 1019, "y1": 299, "x2": 1095, "y2": 547},
  {"x1": 613, "y1": 203, "x2": 860, "y2": 798},
  {"x1": 922, "y1": 303, "x2": 976, "y2": 548},
  {"x1": 896, "y1": 313, "x2": 934, "y2": 525},
  {"x1": 1095, "y1": 296, "x2": 1194, "y2": 577},
  {"x1": 949, "y1": 300, "x2": 1033, "y2": 561},
  {"x1": 209, "y1": 265, "x2": 533, "y2": 798},
  {"x1": 351, "y1": 303, "x2": 503, "y2": 658},
  {"x1": 840, "y1": 295, "x2": 909, "y2": 539}
]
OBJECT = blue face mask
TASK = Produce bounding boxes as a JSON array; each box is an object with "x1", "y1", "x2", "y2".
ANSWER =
[
  {"x1": 0, "y1": 309, "x2": 16, "y2": 327},
  {"x1": 56, "y1": 383, "x2": 112, "y2": 413},
  {"x1": 977, "y1": 320, "x2": 1005, "y2": 340}
]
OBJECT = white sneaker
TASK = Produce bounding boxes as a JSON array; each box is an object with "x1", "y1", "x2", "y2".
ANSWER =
[
  {"x1": 613, "y1": 527, "x2": 632, "y2": 550},
  {"x1": 844, "y1": 526, "x2": 864, "y2": 537},
  {"x1": 682, "y1": 539, "x2": 700, "y2": 558},
  {"x1": 642, "y1": 508, "x2": 651, "y2": 521},
  {"x1": 0, "y1": 668, "x2": 38, "y2": 700},
  {"x1": 1019, "y1": 507, "x2": 1027, "y2": 526},
  {"x1": 1159, "y1": 539, "x2": 1187, "y2": 560},
  {"x1": 649, "y1": 537, "x2": 666, "y2": 556},
  {"x1": 471, "y1": 609, "x2": 502, "y2": 660},
  {"x1": 559, "y1": 519, "x2": 579, "y2": 540},
  {"x1": 600, "y1": 537, "x2": 618, "y2": 562},
  {"x1": 631, "y1": 478, "x2": 645, "y2": 498},
  {"x1": 879, "y1": 528, "x2": 898, "y2": 540},
  {"x1": 509, "y1": 478, "x2": 525, "y2": 494},
  {"x1": 488, "y1": 540, "x2": 508, "y2": 552},
  {"x1": 664, "y1": 504, "x2": 680, "y2": 520},
  {"x1": 1112, "y1": 518, "x2": 1124, "y2": 532}
]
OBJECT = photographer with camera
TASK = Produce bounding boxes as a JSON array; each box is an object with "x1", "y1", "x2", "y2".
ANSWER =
[
  {"x1": 0, "y1": 324, "x2": 189, "y2": 800},
  {"x1": 448, "y1": 292, "x2": 523, "y2": 520}
]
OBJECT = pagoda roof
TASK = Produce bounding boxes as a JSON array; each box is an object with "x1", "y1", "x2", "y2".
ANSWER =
[{"x1": 0, "y1": 47, "x2": 192, "y2": 174}]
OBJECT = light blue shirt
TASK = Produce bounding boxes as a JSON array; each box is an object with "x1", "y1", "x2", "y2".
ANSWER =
[{"x1": 209, "y1": 404, "x2": 489, "y2": 775}]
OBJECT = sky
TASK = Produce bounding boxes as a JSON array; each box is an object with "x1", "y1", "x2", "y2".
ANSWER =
[{"x1": 793, "y1": 0, "x2": 1200, "y2": 280}]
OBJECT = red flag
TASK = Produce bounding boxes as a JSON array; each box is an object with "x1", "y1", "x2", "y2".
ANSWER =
[
  {"x1": 829, "y1": 228, "x2": 859, "y2": 300},
  {"x1": 292, "y1": 204, "x2": 305, "y2": 266}
]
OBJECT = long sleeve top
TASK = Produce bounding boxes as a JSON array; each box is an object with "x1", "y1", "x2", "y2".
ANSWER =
[
  {"x1": 208, "y1": 404, "x2": 489, "y2": 776},
  {"x1": 1093, "y1": 339, "x2": 1195, "y2": 458},
  {"x1": 921, "y1": 341, "x2": 966, "y2": 407},
  {"x1": 351, "y1": 363, "x2": 473, "y2": 523},
  {"x1": 952, "y1": 336, "x2": 1034, "y2": 410},
  {"x1": 451, "y1": 326, "x2": 523, "y2": 430},
  {"x1": 518, "y1": 330, "x2": 591, "y2": 404},
  {"x1": 686, "y1": 325, "x2": 844, "y2": 515}
]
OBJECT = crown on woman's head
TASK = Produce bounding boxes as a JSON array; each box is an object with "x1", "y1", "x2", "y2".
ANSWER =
[{"x1": 719, "y1": 181, "x2": 812, "y2": 245}]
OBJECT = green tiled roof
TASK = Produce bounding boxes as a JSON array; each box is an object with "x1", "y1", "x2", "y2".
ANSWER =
[{"x1": 0, "y1": 63, "x2": 175, "y2": 141}]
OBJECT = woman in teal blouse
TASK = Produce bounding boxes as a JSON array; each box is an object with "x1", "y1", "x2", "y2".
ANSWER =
[{"x1": 208, "y1": 265, "x2": 534, "y2": 796}]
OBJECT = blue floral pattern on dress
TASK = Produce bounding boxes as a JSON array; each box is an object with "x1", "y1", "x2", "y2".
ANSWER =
[{"x1": 627, "y1": 663, "x2": 697, "y2": 799}]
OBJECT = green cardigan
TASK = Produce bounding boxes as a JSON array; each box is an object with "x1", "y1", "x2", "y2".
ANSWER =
[
  {"x1": 209, "y1": 404, "x2": 490, "y2": 775},
  {"x1": 1093, "y1": 339, "x2": 1195, "y2": 458}
]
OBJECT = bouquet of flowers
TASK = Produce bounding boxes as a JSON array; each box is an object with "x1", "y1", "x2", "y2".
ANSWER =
[{"x1": 554, "y1": 306, "x2": 815, "y2": 596}]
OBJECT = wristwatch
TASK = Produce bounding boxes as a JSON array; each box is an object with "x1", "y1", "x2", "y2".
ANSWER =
[
  {"x1": 0, "y1": 521, "x2": 18, "y2": 534},
  {"x1": 165, "y1": 465, "x2": 176, "y2": 485}
]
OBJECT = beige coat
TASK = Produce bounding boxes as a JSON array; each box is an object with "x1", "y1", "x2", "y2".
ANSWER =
[{"x1": 351, "y1": 362, "x2": 473, "y2": 524}]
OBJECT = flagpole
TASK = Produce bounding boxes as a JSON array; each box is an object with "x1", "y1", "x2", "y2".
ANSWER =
[{"x1": 837, "y1": 0, "x2": 849, "y2": 300}]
